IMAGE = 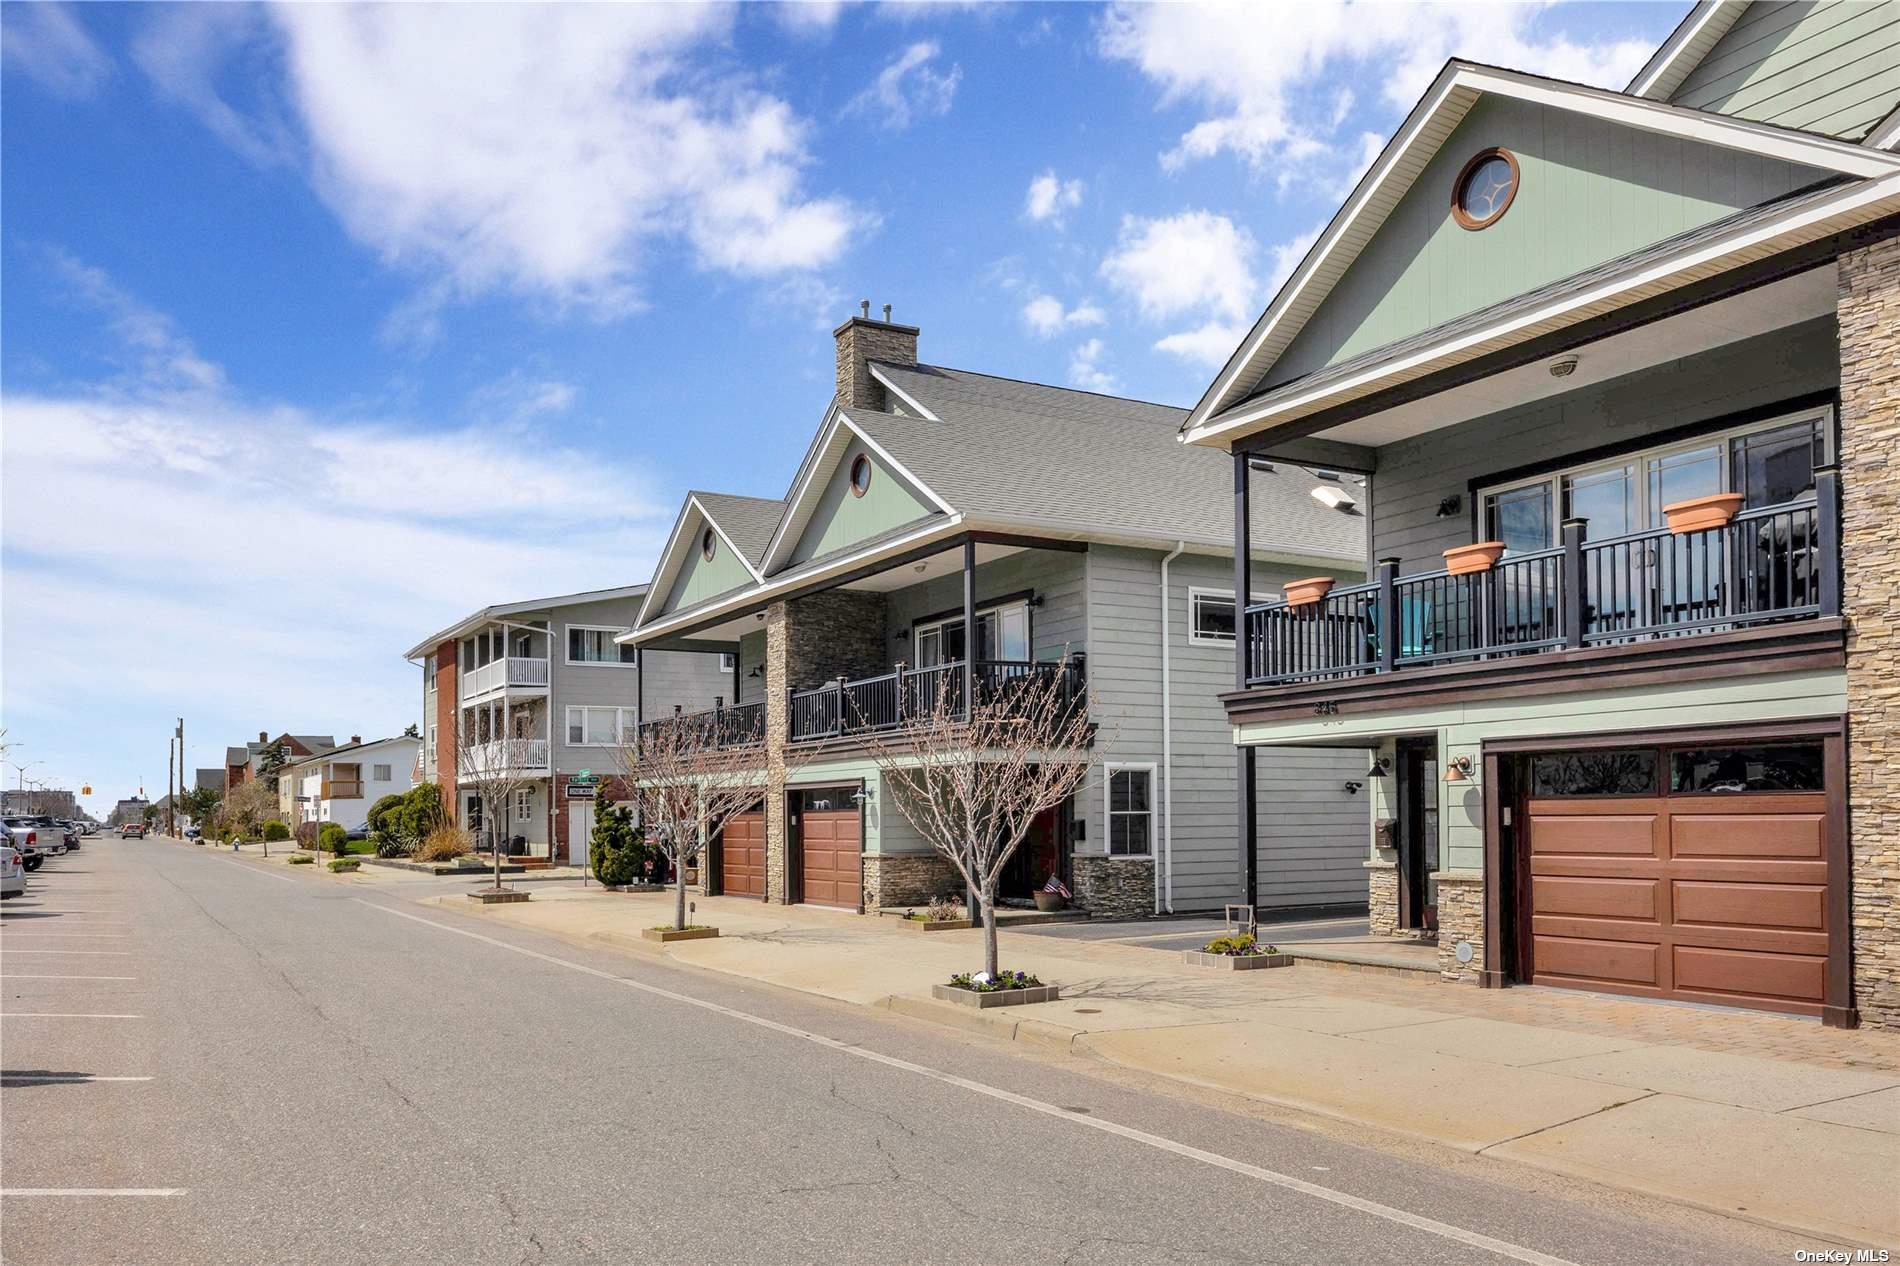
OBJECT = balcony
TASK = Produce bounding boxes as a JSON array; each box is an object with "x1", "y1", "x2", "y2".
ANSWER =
[
  {"x1": 460, "y1": 656, "x2": 550, "y2": 699},
  {"x1": 1242, "y1": 493, "x2": 1836, "y2": 692},
  {"x1": 637, "y1": 701, "x2": 766, "y2": 751},
  {"x1": 462, "y1": 738, "x2": 551, "y2": 777},
  {"x1": 789, "y1": 658, "x2": 1085, "y2": 743}
]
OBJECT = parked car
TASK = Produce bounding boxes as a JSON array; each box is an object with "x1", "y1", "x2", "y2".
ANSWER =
[
  {"x1": 184, "y1": 825, "x2": 201, "y2": 840},
  {"x1": 120, "y1": 822, "x2": 148, "y2": 839},
  {"x1": 0, "y1": 845, "x2": 23, "y2": 899},
  {"x1": 345, "y1": 823, "x2": 371, "y2": 841},
  {"x1": 1, "y1": 817, "x2": 44, "y2": 871}
]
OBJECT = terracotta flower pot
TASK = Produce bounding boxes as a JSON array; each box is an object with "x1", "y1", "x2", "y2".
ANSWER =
[
  {"x1": 1283, "y1": 576, "x2": 1335, "y2": 607},
  {"x1": 1662, "y1": 492, "x2": 1744, "y2": 535},
  {"x1": 1033, "y1": 891, "x2": 1066, "y2": 913},
  {"x1": 1443, "y1": 541, "x2": 1506, "y2": 575}
]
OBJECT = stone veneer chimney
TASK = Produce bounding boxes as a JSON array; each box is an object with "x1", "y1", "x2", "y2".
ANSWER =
[{"x1": 833, "y1": 300, "x2": 919, "y2": 412}]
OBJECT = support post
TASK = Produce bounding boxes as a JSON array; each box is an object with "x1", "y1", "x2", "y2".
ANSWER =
[
  {"x1": 1233, "y1": 453, "x2": 1252, "y2": 690},
  {"x1": 962, "y1": 536, "x2": 978, "y2": 926},
  {"x1": 1376, "y1": 558, "x2": 1401, "y2": 673},
  {"x1": 1815, "y1": 464, "x2": 1841, "y2": 617},
  {"x1": 1237, "y1": 745, "x2": 1257, "y2": 912},
  {"x1": 1561, "y1": 517, "x2": 1587, "y2": 649}
]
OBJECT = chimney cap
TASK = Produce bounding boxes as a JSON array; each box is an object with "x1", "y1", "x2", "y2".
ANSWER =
[
  {"x1": 259, "y1": 730, "x2": 268, "y2": 742},
  {"x1": 860, "y1": 299, "x2": 870, "y2": 318}
]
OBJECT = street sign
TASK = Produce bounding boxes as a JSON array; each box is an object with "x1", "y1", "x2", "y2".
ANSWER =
[{"x1": 565, "y1": 783, "x2": 597, "y2": 799}]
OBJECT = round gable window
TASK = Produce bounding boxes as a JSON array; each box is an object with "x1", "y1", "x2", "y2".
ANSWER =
[
  {"x1": 849, "y1": 454, "x2": 872, "y2": 498},
  {"x1": 701, "y1": 527, "x2": 717, "y2": 561},
  {"x1": 1451, "y1": 148, "x2": 1519, "y2": 230}
]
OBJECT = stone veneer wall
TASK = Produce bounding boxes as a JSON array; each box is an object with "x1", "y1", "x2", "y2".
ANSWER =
[
  {"x1": 1839, "y1": 235, "x2": 1900, "y2": 1029},
  {"x1": 785, "y1": 590, "x2": 890, "y2": 689},
  {"x1": 862, "y1": 852, "x2": 961, "y2": 910},
  {"x1": 1366, "y1": 862, "x2": 1400, "y2": 936},
  {"x1": 763, "y1": 602, "x2": 791, "y2": 904},
  {"x1": 833, "y1": 316, "x2": 919, "y2": 410},
  {"x1": 1433, "y1": 871, "x2": 1484, "y2": 982},
  {"x1": 1072, "y1": 856, "x2": 1155, "y2": 919}
]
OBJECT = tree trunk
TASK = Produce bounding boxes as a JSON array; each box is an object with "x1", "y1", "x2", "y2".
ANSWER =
[
  {"x1": 492, "y1": 799, "x2": 503, "y2": 890},
  {"x1": 674, "y1": 864, "x2": 688, "y2": 931},
  {"x1": 980, "y1": 887, "x2": 999, "y2": 977}
]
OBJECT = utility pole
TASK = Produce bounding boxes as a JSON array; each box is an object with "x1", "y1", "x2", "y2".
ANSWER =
[
  {"x1": 166, "y1": 738, "x2": 175, "y2": 838},
  {"x1": 175, "y1": 718, "x2": 184, "y2": 835}
]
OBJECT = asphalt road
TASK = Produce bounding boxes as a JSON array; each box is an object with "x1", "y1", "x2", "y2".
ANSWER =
[{"x1": 1, "y1": 840, "x2": 1804, "y2": 1265}]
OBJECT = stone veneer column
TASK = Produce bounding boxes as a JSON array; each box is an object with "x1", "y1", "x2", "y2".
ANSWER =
[
  {"x1": 1433, "y1": 871, "x2": 1485, "y2": 982},
  {"x1": 763, "y1": 602, "x2": 791, "y2": 904},
  {"x1": 1071, "y1": 856, "x2": 1155, "y2": 919},
  {"x1": 1839, "y1": 235, "x2": 1900, "y2": 1029},
  {"x1": 1365, "y1": 863, "x2": 1400, "y2": 936}
]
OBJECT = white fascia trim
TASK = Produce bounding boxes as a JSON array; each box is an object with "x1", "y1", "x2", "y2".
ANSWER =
[
  {"x1": 966, "y1": 508, "x2": 1363, "y2": 572},
  {"x1": 1182, "y1": 170, "x2": 1900, "y2": 449},
  {"x1": 757, "y1": 409, "x2": 957, "y2": 576},
  {"x1": 867, "y1": 365, "x2": 940, "y2": 420},
  {"x1": 1867, "y1": 102, "x2": 1900, "y2": 151},
  {"x1": 633, "y1": 495, "x2": 766, "y2": 629},
  {"x1": 1626, "y1": 0, "x2": 1742, "y2": 100},
  {"x1": 629, "y1": 513, "x2": 968, "y2": 645},
  {"x1": 1185, "y1": 60, "x2": 1900, "y2": 431}
]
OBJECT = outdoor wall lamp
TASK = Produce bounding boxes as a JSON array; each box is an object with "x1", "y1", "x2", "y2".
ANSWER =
[
  {"x1": 1435, "y1": 495, "x2": 1462, "y2": 518},
  {"x1": 1445, "y1": 755, "x2": 1475, "y2": 783},
  {"x1": 1342, "y1": 780, "x2": 1363, "y2": 795},
  {"x1": 1365, "y1": 756, "x2": 1390, "y2": 780}
]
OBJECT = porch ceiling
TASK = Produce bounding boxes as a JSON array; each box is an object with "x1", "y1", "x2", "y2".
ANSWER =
[{"x1": 1296, "y1": 266, "x2": 1834, "y2": 451}]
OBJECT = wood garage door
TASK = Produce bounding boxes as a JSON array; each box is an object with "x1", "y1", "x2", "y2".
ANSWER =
[
  {"x1": 1525, "y1": 792, "x2": 1829, "y2": 1017},
  {"x1": 799, "y1": 808, "x2": 859, "y2": 909},
  {"x1": 721, "y1": 811, "x2": 765, "y2": 899}
]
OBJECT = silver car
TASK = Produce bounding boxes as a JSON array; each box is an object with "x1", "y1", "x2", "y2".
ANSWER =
[{"x1": 0, "y1": 845, "x2": 25, "y2": 898}]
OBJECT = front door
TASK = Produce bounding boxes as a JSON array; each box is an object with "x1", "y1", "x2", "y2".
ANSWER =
[
  {"x1": 568, "y1": 798, "x2": 595, "y2": 870},
  {"x1": 1395, "y1": 737, "x2": 1439, "y2": 933}
]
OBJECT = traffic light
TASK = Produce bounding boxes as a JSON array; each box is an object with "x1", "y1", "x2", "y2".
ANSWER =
[{"x1": 82, "y1": 785, "x2": 92, "y2": 796}]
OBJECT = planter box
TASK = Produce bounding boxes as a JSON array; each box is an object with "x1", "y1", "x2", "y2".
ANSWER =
[
  {"x1": 642, "y1": 926, "x2": 719, "y2": 943},
  {"x1": 1283, "y1": 576, "x2": 1335, "y2": 607},
  {"x1": 1033, "y1": 892, "x2": 1068, "y2": 913},
  {"x1": 896, "y1": 917, "x2": 974, "y2": 932},
  {"x1": 1183, "y1": 950, "x2": 1295, "y2": 971},
  {"x1": 600, "y1": 882, "x2": 669, "y2": 893},
  {"x1": 467, "y1": 888, "x2": 530, "y2": 905},
  {"x1": 1663, "y1": 492, "x2": 1743, "y2": 534},
  {"x1": 931, "y1": 982, "x2": 1059, "y2": 1009},
  {"x1": 327, "y1": 861, "x2": 360, "y2": 873},
  {"x1": 1444, "y1": 541, "x2": 1506, "y2": 575}
]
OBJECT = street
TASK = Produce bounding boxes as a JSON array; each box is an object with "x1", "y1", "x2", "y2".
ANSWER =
[{"x1": 2, "y1": 839, "x2": 1813, "y2": 1265}]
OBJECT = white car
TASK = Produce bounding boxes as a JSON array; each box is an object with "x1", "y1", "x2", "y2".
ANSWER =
[{"x1": 0, "y1": 845, "x2": 24, "y2": 899}]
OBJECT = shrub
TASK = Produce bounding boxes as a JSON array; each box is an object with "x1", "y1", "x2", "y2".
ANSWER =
[
  {"x1": 294, "y1": 821, "x2": 320, "y2": 849},
  {"x1": 1202, "y1": 933, "x2": 1277, "y2": 957},
  {"x1": 288, "y1": 853, "x2": 314, "y2": 865},
  {"x1": 416, "y1": 824, "x2": 472, "y2": 862},
  {"x1": 372, "y1": 831, "x2": 407, "y2": 859},
  {"x1": 366, "y1": 794, "x2": 405, "y2": 838},
  {"x1": 327, "y1": 858, "x2": 359, "y2": 872},
  {"x1": 590, "y1": 801, "x2": 645, "y2": 885},
  {"x1": 318, "y1": 822, "x2": 348, "y2": 853},
  {"x1": 261, "y1": 819, "x2": 291, "y2": 841},
  {"x1": 946, "y1": 969, "x2": 1043, "y2": 992},
  {"x1": 925, "y1": 895, "x2": 966, "y2": 923}
]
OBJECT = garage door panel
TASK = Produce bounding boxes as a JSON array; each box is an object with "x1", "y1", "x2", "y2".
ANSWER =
[
  {"x1": 1674, "y1": 945, "x2": 1826, "y2": 1004},
  {"x1": 721, "y1": 812, "x2": 765, "y2": 898},
  {"x1": 1530, "y1": 874, "x2": 1657, "y2": 921},
  {"x1": 799, "y1": 809, "x2": 858, "y2": 909},
  {"x1": 1671, "y1": 813, "x2": 1824, "y2": 860},
  {"x1": 1526, "y1": 814, "x2": 1660, "y2": 857},
  {"x1": 1532, "y1": 935, "x2": 1660, "y2": 987},
  {"x1": 1672, "y1": 880, "x2": 1823, "y2": 932}
]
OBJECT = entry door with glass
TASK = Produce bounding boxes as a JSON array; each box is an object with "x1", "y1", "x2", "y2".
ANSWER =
[{"x1": 913, "y1": 601, "x2": 1031, "y2": 667}]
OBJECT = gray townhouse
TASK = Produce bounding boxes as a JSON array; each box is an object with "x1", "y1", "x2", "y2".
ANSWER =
[
  {"x1": 404, "y1": 585, "x2": 733, "y2": 861},
  {"x1": 1184, "y1": 0, "x2": 1900, "y2": 1027},
  {"x1": 623, "y1": 310, "x2": 1371, "y2": 919}
]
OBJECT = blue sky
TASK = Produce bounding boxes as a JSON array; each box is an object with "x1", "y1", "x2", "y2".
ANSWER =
[{"x1": 0, "y1": 1, "x2": 1681, "y2": 814}]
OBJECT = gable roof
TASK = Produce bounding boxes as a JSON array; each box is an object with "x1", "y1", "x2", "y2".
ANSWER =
[
  {"x1": 282, "y1": 734, "x2": 419, "y2": 771},
  {"x1": 224, "y1": 746, "x2": 248, "y2": 766},
  {"x1": 1627, "y1": 0, "x2": 1749, "y2": 100},
  {"x1": 632, "y1": 491, "x2": 784, "y2": 628},
  {"x1": 402, "y1": 584, "x2": 650, "y2": 660},
  {"x1": 1183, "y1": 58, "x2": 1900, "y2": 437}
]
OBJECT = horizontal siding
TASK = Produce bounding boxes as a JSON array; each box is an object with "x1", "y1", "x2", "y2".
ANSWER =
[
  {"x1": 552, "y1": 595, "x2": 729, "y2": 774},
  {"x1": 1370, "y1": 318, "x2": 1838, "y2": 571},
  {"x1": 1670, "y1": 0, "x2": 1900, "y2": 140}
]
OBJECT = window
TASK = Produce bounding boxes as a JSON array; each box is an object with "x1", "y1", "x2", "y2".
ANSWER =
[
  {"x1": 913, "y1": 600, "x2": 1030, "y2": 667},
  {"x1": 372, "y1": 764, "x2": 392, "y2": 782},
  {"x1": 701, "y1": 527, "x2": 717, "y2": 561},
  {"x1": 1451, "y1": 148, "x2": 1519, "y2": 230},
  {"x1": 1671, "y1": 744, "x2": 1823, "y2": 793},
  {"x1": 1529, "y1": 750, "x2": 1658, "y2": 797},
  {"x1": 566, "y1": 706, "x2": 636, "y2": 746},
  {"x1": 1480, "y1": 408, "x2": 1829, "y2": 554},
  {"x1": 567, "y1": 626, "x2": 637, "y2": 666},
  {"x1": 720, "y1": 653, "x2": 737, "y2": 672},
  {"x1": 1105, "y1": 765, "x2": 1154, "y2": 856},
  {"x1": 514, "y1": 788, "x2": 533, "y2": 820},
  {"x1": 849, "y1": 453, "x2": 872, "y2": 498},
  {"x1": 1189, "y1": 589, "x2": 1237, "y2": 644}
]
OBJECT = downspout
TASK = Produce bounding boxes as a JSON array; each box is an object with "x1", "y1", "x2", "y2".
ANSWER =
[{"x1": 1158, "y1": 541, "x2": 1186, "y2": 915}]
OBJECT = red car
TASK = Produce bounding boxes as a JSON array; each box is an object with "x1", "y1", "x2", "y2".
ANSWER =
[{"x1": 120, "y1": 823, "x2": 148, "y2": 839}]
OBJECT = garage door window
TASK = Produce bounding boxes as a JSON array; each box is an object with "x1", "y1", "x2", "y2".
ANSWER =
[
  {"x1": 1529, "y1": 749, "x2": 1657, "y2": 797},
  {"x1": 1670, "y1": 743, "x2": 1823, "y2": 794}
]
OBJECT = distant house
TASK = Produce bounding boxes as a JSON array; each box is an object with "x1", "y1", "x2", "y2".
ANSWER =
[
  {"x1": 225, "y1": 732, "x2": 336, "y2": 789},
  {"x1": 281, "y1": 735, "x2": 421, "y2": 833}
]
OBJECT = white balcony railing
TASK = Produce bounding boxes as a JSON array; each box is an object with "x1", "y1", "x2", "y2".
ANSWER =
[
  {"x1": 460, "y1": 656, "x2": 551, "y2": 699},
  {"x1": 462, "y1": 738, "x2": 551, "y2": 777}
]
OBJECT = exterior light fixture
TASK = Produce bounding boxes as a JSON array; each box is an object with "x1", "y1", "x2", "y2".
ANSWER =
[
  {"x1": 1365, "y1": 756, "x2": 1390, "y2": 779},
  {"x1": 1343, "y1": 780, "x2": 1363, "y2": 795},
  {"x1": 1444, "y1": 755, "x2": 1475, "y2": 783},
  {"x1": 1548, "y1": 355, "x2": 1579, "y2": 379}
]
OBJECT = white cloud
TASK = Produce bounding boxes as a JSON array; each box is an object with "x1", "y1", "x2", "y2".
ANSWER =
[
  {"x1": 844, "y1": 41, "x2": 961, "y2": 130},
  {"x1": 1024, "y1": 170, "x2": 1084, "y2": 225},
  {"x1": 778, "y1": 2, "x2": 846, "y2": 34},
  {"x1": 134, "y1": 5, "x2": 865, "y2": 324},
  {"x1": 1099, "y1": 210, "x2": 1258, "y2": 322},
  {"x1": 1, "y1": 2, "x2": 112, "y2": 99},
  {"x1": 0, "y1": 256, "x2": 670, "y2": 812},
  {"x1": 1068, "y1": 338, "x2": 1119, "y2": 393},
  {"x1": 1021, "y1": 294, "x2": 1106, "y2": 338},
  {"x1": 1099, "y1": 1, "x2": 1656, "y2": 176},
  {"x1": 1153, "y1": 320, "x2": 1250, "y2": 369}
]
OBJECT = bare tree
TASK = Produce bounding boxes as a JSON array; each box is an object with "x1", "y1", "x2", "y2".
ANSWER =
[
  {"x1": 863, "y1": 658, "x2": 1094, "y2": 978},
  {"x1": 613, "y1": 708, "x2": 796, "y2": 931},
  {"x1": 453, "y1": 699, "x2": 547, "y2": 893}
]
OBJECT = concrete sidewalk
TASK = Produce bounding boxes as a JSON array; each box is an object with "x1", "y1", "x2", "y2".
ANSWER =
[{"x1": 429, "y1": 886, "x2": 1900, "y2": 1246}]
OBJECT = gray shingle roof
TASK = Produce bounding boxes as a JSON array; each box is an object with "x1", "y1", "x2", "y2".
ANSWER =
[
  {"x1": 860, "y1": 363, "x2": 1364, "y2": 563},
  {"x1": 224, "y1": 746, "x2": 248, "y2": 766},
  {"x1": 695, "y1": 492, "x2": 786, "y2": 567}
]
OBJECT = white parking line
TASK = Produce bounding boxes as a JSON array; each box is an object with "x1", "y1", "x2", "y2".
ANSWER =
[
  {"x1": 1, "y1": 1189, "x2": 185, "y2": 1197},
  {"x1": 0, "y1": 933, "x2": 132, "y2": 939},
  {"x1": 359, "y1": 898, "x2": 1583, "y2": 1266},
  {"x1": 2, "y1": 1075, "x2": 154, "y2": 1084},
  {"x1": 0, "y1": 950, "x2": 133, "y2": 956},
  {"x1": 0, "y1": 974, "x2": 136, "y2": 981},
  {"x1": 0, "y1": 1013, "x2": 144, "y2": 1020}
]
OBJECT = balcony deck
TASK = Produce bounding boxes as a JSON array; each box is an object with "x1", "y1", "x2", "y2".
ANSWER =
[
  {"x1": 1233, "y1": 490, "x2": 1839, "y2": 717},
  {"x1": 459, "y1": 656, "x2": 550, "y2": 699}
]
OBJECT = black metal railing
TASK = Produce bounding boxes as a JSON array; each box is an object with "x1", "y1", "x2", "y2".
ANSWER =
[
  {"x1": 1241, "y1": 482, "x2": 1838, "y2": 688},
  {"x1": 636, "y1": 699, "x2": 766, "y2": 750},
  {"x1": 787, "y1": 657, "x2": 1085, "y2": 743}
]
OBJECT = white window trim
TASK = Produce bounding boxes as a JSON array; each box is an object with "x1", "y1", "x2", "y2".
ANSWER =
[
  {"x1": 372, "y1": 764, "x2": 392, "y2": 782},
  {"x1": 720, "y1": 652, "x2": 736, "y2": 672},
  {"x1": 565, "y1": 705, "x2": 637, "y2": 747},
  {"x1": 514, "y1": 788, "x2": 533, "y2": 819},
  {"x1": 1185, "y1": 587, "x2": 1272, "y2": 645},
  {"x1": 1478, "y1": 405, "x2": 1831, "y2": 547},
  {"x1": 911, "y1": 598, "x2": 1031, "y2": 665},
  {"x1": 565, "y1": 625, "x2": 638, "y2": 668},
  {"x1": 1103, "y1": 762, "x2": 1158, "y2": 859}
]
